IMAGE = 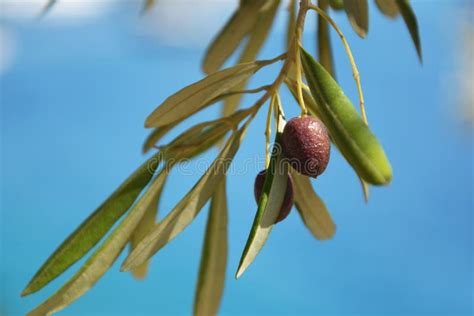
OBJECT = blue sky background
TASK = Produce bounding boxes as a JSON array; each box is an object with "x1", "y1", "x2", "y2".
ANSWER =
[{"x1": 1, "y1": 1, "x2": 472, "y2": 315}]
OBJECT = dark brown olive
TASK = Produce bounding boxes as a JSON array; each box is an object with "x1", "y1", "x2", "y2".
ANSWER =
[
  {"x1": 282, "y1": 116, "x2": 330, "y2": 178},
  {"x1": 254, "y1": 169, "x2": 294, "y2": 223}
]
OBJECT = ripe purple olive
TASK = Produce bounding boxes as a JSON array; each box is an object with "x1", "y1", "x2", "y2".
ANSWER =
[
  {"x1": 254, "y1": 169, "x2": 294, "y2": 223},
  {"x1": 282, "y1": 116, "x2": 331, "y2": 178}
]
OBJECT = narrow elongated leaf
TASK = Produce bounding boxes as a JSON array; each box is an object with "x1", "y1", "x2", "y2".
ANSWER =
[
  {"x1": 121, "y1": 119, "x2": 251, "y2": 271},
  {"x1": 164, "y1": 129, "x2": 226, "y2": 163},
  {"x1": 144, "y1": 93, "x2": 256, "y2": 154},
  {"x1": 22, "y1": 152, "x2": 161, "y2": 297},
  {"x1": 286, "y1": 78, "x2": 371, "y2": 200},
  {"x1": 27, "y1": 170, "x2": 169, "y2": 316},
  {"x1": 291, "y1": 170, "x2": 335, "y2": 240},
  {"x1": 39, "y1": 0, "x2": 57, "y2": 17},
  {"x1": 317, "y1": 0, "x2": 335, "y2": 77},
  {"x1": 375, "y1": 0, "x2": 399, "y2": 18},
  {"x1": 343, "y1": 0, "x2": 369, "y2": 38},
  {"x1": 238, "y1": 1, "x2": 280, "y2": 66},
  {"x1": 235, "y1": 114, "x2": 288, "y2": 279},
  {"x1": 396, "y1": 0, "x2": 422, "y2": 62},
  {"x1": 360, "y1": 177, "x2": 370, "y2": 202},
  {"x1": 328, "y1": 0, "x2": 344, "y2": 10},
  {"x1": 222, "y1": 0, "x2": 280, "y2": 117},
  {"x1": 300, "y1": 48, "x2": 392, "y2": 185},
  {"x1": 161, "y1": 108, "x2": 253, "y2": 162},
  {"x1": 168, "y1": 108, "x2": 252, "y2": 148},
  {"x1": 143, "y1": 124, "x2": 175, "y2": 154},
  {"x1": 165, "y1": 132, "x2": 225, "y2": 162},
  {"x1": 129, "y1": 172, "x2": 168, "y2": 279},
  {"x1": 145, "y1": 61, "x2": 269, "y2": 128},
  {"x1": 193, "y1": 178, "x2": 228, "y2": 316},
  {"x1": 141, "y1": 0, "x2": 155, "y2": 14},
  {"x1": 202, "y1": 1, "x2": 265, "y2": 74}
]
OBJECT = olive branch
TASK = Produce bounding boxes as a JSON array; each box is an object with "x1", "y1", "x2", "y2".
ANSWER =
[{"x1": 23, "y1": 0, "x2": 422, "y2": 315}]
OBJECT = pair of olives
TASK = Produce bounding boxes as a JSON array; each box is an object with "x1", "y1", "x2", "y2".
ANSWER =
[{"x1": 254, "y1": 116, "x2": 331, "y2": 223}]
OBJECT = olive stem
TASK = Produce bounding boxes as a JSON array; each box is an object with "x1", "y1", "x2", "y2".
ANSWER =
[
  {"x1": 286, "y1": 0, "x2": 296, "y2": 49},
  {"x1": 275, "y1": 93, "x2": 285, "y2": 119},
  {"x1": 294, "y1": 44, "x2": 308, "y2": 116},
  {"x1": 248, "y1": 0, "x2": 309, "y2": 167},
  {"x1": 246, "y1": 0, "x2": 308, "y2": 166},
  {"x1": 250, "y1": 0, "x2": 310, "y2": 116},
  {"x1": 309, "y1": 3, "x2": 368, "y2": 125}
]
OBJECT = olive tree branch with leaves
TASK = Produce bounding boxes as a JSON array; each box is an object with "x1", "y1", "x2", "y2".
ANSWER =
[{"x1": 22, "y1": 0, "x2": 422, "y2": 315}]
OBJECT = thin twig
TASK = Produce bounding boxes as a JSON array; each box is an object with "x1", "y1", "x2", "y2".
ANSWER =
[
  {"x1": 250, "y1": 0, "x2": 310, "y2": 116},
  {"x1": 275, "y1": 93, "x2": 285, "y2": 119},
  {"x1": 309, "y1": 3, "x2": 368, "y2": 125},
  {"x1": 294, "y1": 44, "x2": 308, "y2": 115}
]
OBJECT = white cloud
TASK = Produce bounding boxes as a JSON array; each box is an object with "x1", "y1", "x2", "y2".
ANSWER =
[
  {"x1": 0, "y1": 26, "x2": 16, "y2": 75},
  {"x1": 138, "y1": 0, "x2": 237, "y2": 49},
  {"x1": 0, "y1": 0, "x2": 116, "y2": 23}
]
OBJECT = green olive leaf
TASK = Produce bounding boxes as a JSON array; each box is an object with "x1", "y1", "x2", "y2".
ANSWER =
[
  {"x1": 159, "y1": 107, "x2": 253, "y2": 162},
  {"x1": 141, "y1": 0, "x2": 156, "y2": 14},
  {"x1": 163, "y1": 133, "x2": 224, "y2": 162},
  {"x1": 235, "y1": 113, "x2": 288, "y2": 279},
  {"x1": 144, "y1": 90, "x2": 262, "y2": 153},
  {"x1": 290, "y1": 170, "x2": 336, "y2": 240},
  {"x1": 328, "y1": 0, "x2": 344, "y2": 10},
  {"x1": 360, "y1": 176, "x2": 370, "y2": 202},
  {"x1": 143, "y1": 124, "x2": 175, "y2": 154},
  {"x1": 129, "y1": 172, "x2": 168, "y2": 279},
  {"x1": 27, "y1": 169, "x2": 169, "y2": 316},
  {"x1": 39, "y1": 0, "x2": 57, "y2": 17},
  {"x1": 343, "y1": 0, "x2": 369, "y2": 38},
  {"x1": 193, "y1": 178, "x2": 228, "y2": 316},
  {"x1": 396, "y1": 0, "x2": 422, "y2": 63},
  {"x1": 237, "y1": 0, "x2": 280, "y2": 66},
  {"x1": 121, "y1": 119, "x2": 252, "y2": 271},
  {"x1": 317, "y1": 0, "x2": 336, "y2": 77},
  {"x1": 222, "y1": 0, "x2": 280, "y2": 117},
  {"x1": 145, "y1": 61, "x2": 270, "y2": 128},
  {"x1": 162, "y1": 130, "x2": 226, "y2": 163},
  {"x1": 21, "y1": 152, "x2": 162, "y2": 297},
  {"x1": 202, "y1": 1, "x2": 266, "y2": 74},
  {"x1": 300, "y1": 48, "x2": 392, "y2": 185},
  {"x1": 375, "y1": 0, "x2": 399, "y2": 18},
  {"x1": 168, "y1": 107, "x2": 252, "y2": 148}
]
